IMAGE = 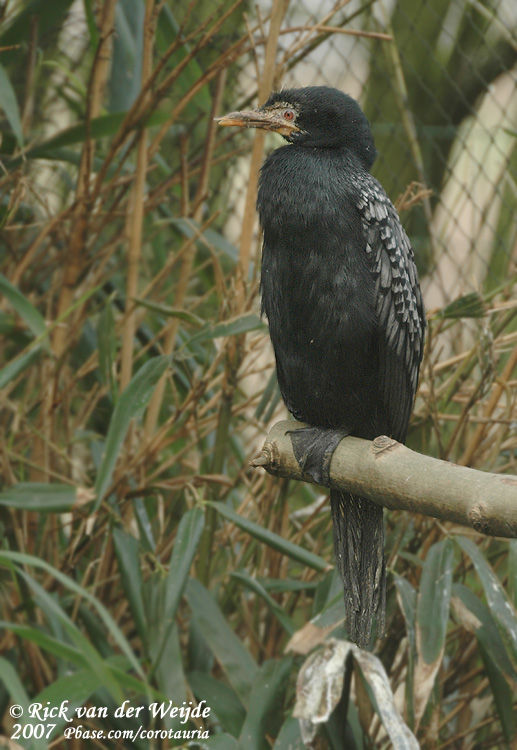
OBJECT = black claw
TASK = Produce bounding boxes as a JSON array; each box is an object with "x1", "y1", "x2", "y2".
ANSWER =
[{"x1": 288, "y1": 426, "x2": 349, "y2": 485}]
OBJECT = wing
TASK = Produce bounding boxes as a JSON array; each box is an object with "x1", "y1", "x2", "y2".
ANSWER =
[{"x1": 356, "y1": 177, "x2": 426, "y2": 443}]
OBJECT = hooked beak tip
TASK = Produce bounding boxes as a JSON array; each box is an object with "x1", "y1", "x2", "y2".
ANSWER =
[{"x1": 215, "y1": 112, "x2": 249, "y2": 128}]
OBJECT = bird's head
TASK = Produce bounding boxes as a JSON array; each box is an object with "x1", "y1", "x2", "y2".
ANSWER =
[{"x1": 216, "y1": 86, "x2": 377, "y2": 169}]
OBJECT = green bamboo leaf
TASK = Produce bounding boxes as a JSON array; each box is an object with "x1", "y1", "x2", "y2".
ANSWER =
[
  {"x1": 208, "y1": 501, "x2": 328, "y2": 573},
  {"x1": 164, "y1": 507, "x2": 205, "y2": 622},
  {"x1": 8, "y1": 566, "x2": 123, "y2": 703},
  {"x1": 42, "y1": 61, "x2": 87, "y2": 99},
  {"x1": 481, "y1": 643, "x2": 516, "y2": 743},
  {"x1": 273, "y1": 717, "x2": 304, "y2": 750},
  {"x1": 150, "y1": 507, "x2": 205, "y2": 670},
  {"x1": 258, "y1": 577, "x2": 318, "y2": 594},
  {"x1": 0, "y1": 655, "x2": 32, "y2": 711},
  {"x1": 8, "y1": 636, "x2": 156, "y2": 697},
  {"x1": 134, "y1": 298, "x2": 204, "y2": 326},
  {"x1": 311, "y1": 596, "x2": 347, "y2": 630},
  {"x1": 0, "y1": 273, "x2": 48, "y2": 344},
  {"x1": 133, "y1": 496, "x2": 156, "y2": 552},
  {"x1": 395, "y1": 576, "x2": 417, "y2": 728},
  {"x1": 185, "y1": 578, "x2": 258, "y2": 702},
  {"x1": 413, "y1": 539, "x2": 454, "y2": 726},
  {"x1": 31, "y1": 112, "x2": 127, "y2": 149},
  {"x1": 230, "y1": 571, "x2": 295, "y2": 636},
  {"x1": 32, "y1": 670, "x2": 101, "y2": 741},
  {"x1": 0, "y1": 482, "x2": 78, "y2": 512},
  {"x1": 0, "y1": 656, "x2": 46, "y2": 750},
  {"x1": 109, "y1": 0, "x2": 144, "y2": 112},
  {"x1": 451, "y1": 584, "x2": 517, "y2": 687},
  {"x1": 94, "y1": 355, "x2": 170, "y2": 506},
  {"x1": 395, "y1": 577, "x2": 417, "y2": 653},
  {"x1": 0, "y1": 64, "x2": 24, "y2": 147},
  {"x1": 97, "y1": 300, "x2": 118, "y2": 400},
  {"x1": 153, "y1": 622, "x2": 189, "y2": 717},
  {"x1": 0, "y1": 622, "x2": 88, "y2": 668},
  {"x1": 188, "y1": 670, "x2": 246, "y2": 738},
  {"x1": 171, "y1": 218, "x2": 238, "y2": 260},
  {"x1": 0, "y1": 551, "x2": 145, "y2": 682},
  {"x1": 238, "y1": 658, "x2": 293, "y2": 750},
  {"x1": 5, "y1": 110, "x2": 180, "y2": 164},
  {"x1": 508, "y1": 539, "x2": 517, "y2": 609},
  {"x1": 435, "y1": 291, "x2": 486, "y2": 319},
  {"x1": 14, "y1": 627, "x2": 159, "y2": 697},
  {"x1": 188, "y1": 608, "x2": 215, "y2": 674},
  {"x1": 186, "y1": 314, "x2": 266, "y2": 347},
  {"x1": 452, "y1": 584, "x2": 517, "y2": 742},
  {"x1": 0, "y1": 347, "x2": 41, "y2": 389},
  {"x1": 194, "y1": 735, "x2": 238, "y2": 750},
  {"x1": 311, "y1": 568, "x2": 341, "y2": 616},
  {"x1": 104, "y1": 656, "x2": 167, "y2": 700},
  {"x1": 155, "y1": 5, "x2": 210, "y2": 111},
  {"x1": 30, "y1": 283, "x2": 102, "y2": 351},
  {"x1": 83, "y1": 0, "x2": 99, "y2": 47},
  {"x1": 113, "y1": 526, "x2": 147, "y2": 646},
  {"x1": 457, "y1": 537, "x2": 517, "y2": 661},
  {"x1": 416, "y1": 538, "x2": 454, "y2": 664}
]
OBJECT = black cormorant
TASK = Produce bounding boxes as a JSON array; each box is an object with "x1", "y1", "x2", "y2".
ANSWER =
[{"x1": 218, "y1": 86, "x2": 425, "y2": 648}]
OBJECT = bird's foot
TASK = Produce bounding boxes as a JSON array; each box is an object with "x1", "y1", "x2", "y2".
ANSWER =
[{"x1": 288, "y1": 426, "x2": 349, "y2": 485}]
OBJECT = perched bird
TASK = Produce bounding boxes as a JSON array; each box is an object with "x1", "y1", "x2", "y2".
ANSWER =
[{"x1": 218, "y1": 86, "x2": 425, "y2": 648}]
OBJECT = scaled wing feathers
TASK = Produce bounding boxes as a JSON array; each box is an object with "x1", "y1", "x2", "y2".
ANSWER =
[{"x1": 357, "y1": 178, "x2": 425, "y2": 442}]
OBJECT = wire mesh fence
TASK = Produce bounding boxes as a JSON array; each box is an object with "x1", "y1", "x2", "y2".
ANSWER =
[
  {"x1": 0, "y1": 2, "x2": 516, "y2": 747},
  {"x1": 218, "y1": 0, "x2": 517, "y2": 313}
]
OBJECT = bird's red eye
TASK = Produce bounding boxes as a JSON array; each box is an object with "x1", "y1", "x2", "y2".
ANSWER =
[{"x1": 283, "y1": 109, "x2": 295, "y2": 121}]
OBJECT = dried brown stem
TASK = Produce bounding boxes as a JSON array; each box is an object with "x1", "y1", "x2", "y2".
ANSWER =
[
  {"x1": 459, "y1": 345, "x2": 517, "y2": 466},
  {"x1": 144, "y1": 71, "x2": 227, "y2": 437},
  {"x1": 235, "y1": 0, "x2": 290, "y2": 307},
  {"x1": 52, "y1": 1, "x2": 117, "y2": 359},
  {"x1": 120, "y1": 0, "x2": 158, "y2": 390}
]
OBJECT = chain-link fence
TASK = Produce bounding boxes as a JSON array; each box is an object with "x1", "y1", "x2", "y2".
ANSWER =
[{"x1": 222, "y1": 0, "x2": 517, "y2": 313}]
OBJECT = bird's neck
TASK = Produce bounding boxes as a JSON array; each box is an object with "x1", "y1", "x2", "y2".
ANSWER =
[{"x1": 257, "y1": 145, "x2": 365, "y2": 238}]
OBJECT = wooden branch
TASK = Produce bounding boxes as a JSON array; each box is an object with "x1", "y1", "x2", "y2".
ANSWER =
[{"x1": 250, "y1": 421, "x2": 517, "y2": 538}]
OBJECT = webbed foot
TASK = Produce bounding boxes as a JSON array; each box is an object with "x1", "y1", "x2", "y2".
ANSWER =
[{"x1": 288, "y1": 426, "x2": 349, "y2": 485}]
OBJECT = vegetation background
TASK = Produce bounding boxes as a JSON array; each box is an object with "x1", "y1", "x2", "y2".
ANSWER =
[{"x1": 0, "y1": 0, "x2": 516, "y2": 748}]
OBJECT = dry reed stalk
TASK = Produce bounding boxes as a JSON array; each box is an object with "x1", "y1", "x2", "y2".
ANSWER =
[
  {"x1": 20, "y1": 16, "x2": 38, "y2": 136},
  {"x1": 10, "y1": 205, "x2": 74, "y2": 292},
  {"x1": 197, "y1": 0, "x2": 290, "y2": 585},
  {"x1": 120, "y1": 0, "x2": 159, "y2": 390},
  {"x1": 459, "y1": 345, "x2": 517, "y2": 466},
  {"x1": 280, "y1": 0, "x2": 353, "y2": 68},
  {"x1": 53, "y1": 0, "x2": 117, "y2": 359},
  {"x1": 314, "y1": 24, "x2": 391, "y2": 40},
  {"x1": 280, "y1": 0, "x2": 349, "y2": 60},
  {"x1": 144, "y1": 71, "x2": 227, "y2": 438},
  {"x1": 235, "y1": 0, "x2": 289, "y2": 307},
  {"x1": 141, "y1": 214, "x2": 220, "y2": 300},
  {"x1": 152, "y1": 0, "x2": 245, "y2": 105},
  {"x1": 148, "y1": 47, "x2": 247, "y2": 160},
  {"x1": 90, "y1": 1, "x2": 244, "y2": 205}
]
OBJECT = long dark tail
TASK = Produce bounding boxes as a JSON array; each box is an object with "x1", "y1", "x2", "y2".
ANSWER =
[{"x1": 330, "y1": 490, "x2": 386, "y2": 648}]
